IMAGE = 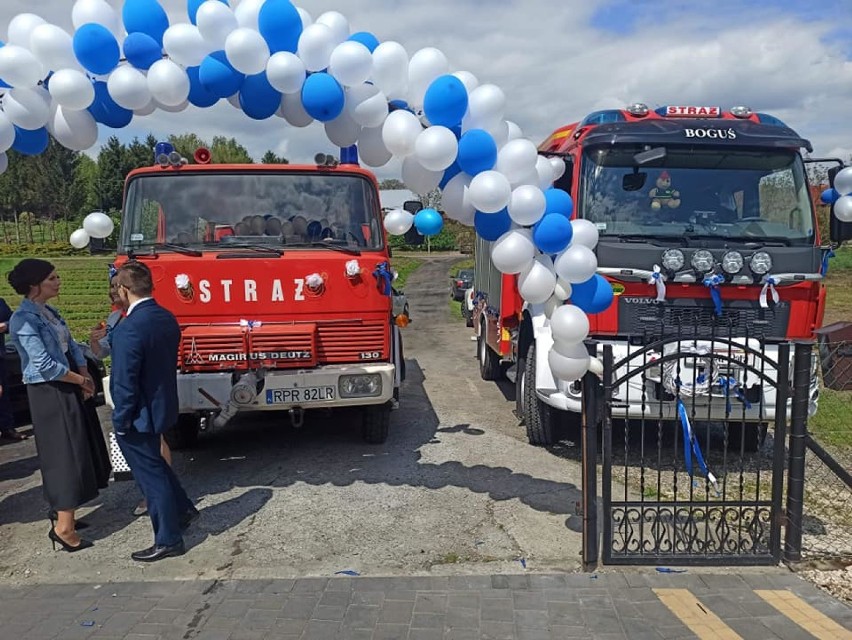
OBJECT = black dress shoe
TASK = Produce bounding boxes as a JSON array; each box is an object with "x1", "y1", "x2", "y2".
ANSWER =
[
  {"x1": 131, "y1": 541, "x2": 185, "y2": 562},
  {"x1": 180, "y1": 507, "x2": 200, "y2": 530}
]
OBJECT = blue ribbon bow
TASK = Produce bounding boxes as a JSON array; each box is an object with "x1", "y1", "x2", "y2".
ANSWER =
[
  {"x1": 821, "y1": 249, "x2": 835, "y2": 277},
  {"x1": 373, "y1": 261, "x2": 393, "y2": 296},
  {"x1": 718, "y1": 376, "x2": 752, "y2": 415},
  {"x1": 703, "y1": 274, "x2": 724, "y2": 317},
  {"x1": 108, "y1": 263, "x2": 118, "y2": 281}
]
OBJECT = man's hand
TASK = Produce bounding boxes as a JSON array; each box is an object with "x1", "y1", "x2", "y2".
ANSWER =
[{"x1": 0, "y1": 321, "x2": 7, "y2": 334}]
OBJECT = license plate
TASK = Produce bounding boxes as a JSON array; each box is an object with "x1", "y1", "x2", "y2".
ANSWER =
[{"x1": 266, "y1": 386, "x2": 336, "y2": 404}]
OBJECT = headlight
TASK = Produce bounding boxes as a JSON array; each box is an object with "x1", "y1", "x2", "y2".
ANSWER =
[
  {"x1": 750, "y1": 251, "x2": 772, "y2": 275},
  {"x1": 661, "y1": 249, "x2": 685, "y2": 272},
  {"x1": 691, "y1": 250, "x2": 715, "y2": 273},
  {"x1": 339, "y1": 374, "x2": 382, "y2": 398},
  {"x1": 721, "y1": 251, "x2": 744, "y2": 274}
]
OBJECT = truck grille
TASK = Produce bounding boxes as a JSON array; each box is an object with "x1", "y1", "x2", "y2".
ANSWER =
[{"x1": 317, "y1": 320, "x2": 387, "y2": 362}]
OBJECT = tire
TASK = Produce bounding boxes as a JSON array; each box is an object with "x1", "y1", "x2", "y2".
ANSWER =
[
  {"x1": 727, "y1": 422, "x2": 767, "y2": 453},
  {"x1": 164, "y1": 414, "x2": 200, "y2": 450},
  {"x1": 520, "y1": 342, "x2": 557, "y2": 446},
  {"x1": 478, "y1": 319, "x2": 502, "y2": 381},
  {"x1": 362, "y1": 402, "x2": 391, "y2": 444}
]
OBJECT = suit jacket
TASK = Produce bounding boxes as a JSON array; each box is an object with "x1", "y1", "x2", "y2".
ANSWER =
[{"x1": 110, "y1": 299, "x2": 180, "y2": 435}]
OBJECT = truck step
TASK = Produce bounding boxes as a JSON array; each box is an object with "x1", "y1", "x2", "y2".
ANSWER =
[{"x1": 505, "y1": 364, "x2": 517, "y2": 384}]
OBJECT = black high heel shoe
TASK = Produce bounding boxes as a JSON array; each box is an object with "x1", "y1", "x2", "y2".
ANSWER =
[
  {"x1": 48, "y1": 528, "x2": 93, "y2": 553},
  {"x1": 48, "y1": 510, "x2": 90, "y2": 530}
]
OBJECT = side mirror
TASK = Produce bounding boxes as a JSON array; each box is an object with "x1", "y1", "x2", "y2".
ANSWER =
[
  {"x1": 402, "y1": 200, "x2": 425, "y2": 246},
  {"x1": 552, "y1": 157, "x2": 573, "y2": 194},
  {"x1": 623, "y1": 171, "x2": 647, "y2": 192}
]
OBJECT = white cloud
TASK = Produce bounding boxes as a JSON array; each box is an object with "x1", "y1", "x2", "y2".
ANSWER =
[{"x1": 1, "y1": 0, "x2": 850, "y2": 176}]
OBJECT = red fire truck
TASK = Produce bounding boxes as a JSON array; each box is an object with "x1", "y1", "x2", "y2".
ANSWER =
[
  {"x1": 473, "y1": 104, "x2": 850, "y2": 449},
  {"x1": 112, "y1": 146, "x2": 406, "y2": 448}
]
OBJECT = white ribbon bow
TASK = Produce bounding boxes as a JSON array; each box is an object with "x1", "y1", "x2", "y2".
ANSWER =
[
  {"x1": 648, "y1": 264, "x2": 666, "y2": 302},
  {"x1": 759, "y1": 276, "x2": 779, "y2": 309},
  {"x1": 239, "y1": 319, "x2": 263, "y2": 330}
]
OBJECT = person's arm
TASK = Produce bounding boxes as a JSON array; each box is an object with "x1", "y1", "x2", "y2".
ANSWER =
[
  {"x1": 12, "y1": 315, "x2": 70, "y2": 382},
  {"x1": 110, "y1": 323, "x2": 143, "y2": 431},
  {"x1": 0, "y1": 298, "x2": 12, "y2": 334}
]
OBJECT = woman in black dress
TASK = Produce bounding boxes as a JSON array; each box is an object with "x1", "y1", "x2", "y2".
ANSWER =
[{"x1": 7, "y1": 259, "x2": 111, "y2": 552}]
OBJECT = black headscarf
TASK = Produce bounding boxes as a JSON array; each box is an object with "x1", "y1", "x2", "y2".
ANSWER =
[{"x1": 8, "y1": 259, "x2": 55, "y2": 295}]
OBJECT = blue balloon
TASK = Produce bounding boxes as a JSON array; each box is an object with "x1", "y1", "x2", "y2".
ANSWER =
[
  {"x1": 571, "y1": 274, "x2": 614, "y2": 315},
  {"x1": 457, "y1": 129, "x2": 497, "y2": 176},
  {"x1": 414, "y1": 208, "x2": 444, "y2": 237},
  {"x1": 199, "y1": 51, "x2": 245, "y2": 99},
  {"x1": 123, "y1": 0, "x2": 170, "y2": 47},
  {"x1": 88, "y1": 81, "x2": 133, "y2": 129},
  {"x1": 821, "y1": 188, "x2": 840, "y2": 205},
  {"x1": 348, "y1": 31, "x2": 379, "y2": 53},
  {"x1": 186, "y1": 66, "x2": 218, "y2": 108},
  {"x1": 423, "y1": 75, "x2": 468, "y2": 128},
  {"x1": 388, "y1": 99, "x2": 413, "y2": 114},
  {"x1": 544, "y1": 188, "x2": 574, "y2": 217},
  {"x1": 533, "y1": 213, "x2": 573, "y2": 254},
  {"x1": 439, "y1": 161, "x2": 462, "y2": 190},
  {"x1": 73, "y1": 24, "x2": 120, "y2": 75},
  {"x1": 301, "y1": 73, "x2": 344, "y2": 122},
  {"x1": 258, "y1": 0, "x2": 302, "y2": 53},
  {"x1": 188, "y1": 0, "x2": 228, "y2": 25},
  {"x1": 12, "y1": 126, "x2": 49, "y2": 156},
  {"x1": 474, "y1": 209, "x2": 511, "y2": 242},
  {"x1": 239, "y1": 72, "x2": 281, "y2": 120},
  {"x1": 123, "y1": 32, "x2": 163, "y2": 71}
]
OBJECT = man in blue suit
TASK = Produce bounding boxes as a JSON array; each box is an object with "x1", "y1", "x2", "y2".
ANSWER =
[{"x1": 110, "y1": 262, "x2": 198, "y2": 562}]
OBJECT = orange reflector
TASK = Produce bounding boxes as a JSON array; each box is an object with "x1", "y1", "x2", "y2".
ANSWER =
[{"x1": 395, "y1": 315, "x2": 410, "y2": 328}]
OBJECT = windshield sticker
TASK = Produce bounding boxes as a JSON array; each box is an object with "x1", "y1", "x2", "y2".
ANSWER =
[
  {"x1": 130, "y1": 233, "x2": 144, "y2": 242},
  {"x1": 611, "y1": 283, "x2": 625, "y2": 296},
  {"x1": 596, "y1": 222, "x2": 607, "y2": 231},
  {"x1": 684, "y1": 128, "x2": 737, "y2": 140}
]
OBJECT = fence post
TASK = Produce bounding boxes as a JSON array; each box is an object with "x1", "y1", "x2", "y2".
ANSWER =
[
  {"x1": 581, "y1": 344, "x2": 600, "y2": 570},
  {"x1": 784, "y1": 342, "x2": 812, "y2": 563}
]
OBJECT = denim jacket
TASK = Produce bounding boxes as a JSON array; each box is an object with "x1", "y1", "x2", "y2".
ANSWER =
[{"x1": 9, "y1": 298, "x2": 86, "y2": 384}]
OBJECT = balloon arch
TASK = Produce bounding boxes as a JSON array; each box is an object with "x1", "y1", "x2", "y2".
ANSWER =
[{"x1": 1, "y1": 0, "x2": 633, "y2": 382}]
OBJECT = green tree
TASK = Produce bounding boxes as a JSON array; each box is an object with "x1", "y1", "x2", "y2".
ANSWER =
[
  {"x1": 211, "y1": 136, "x2": 253, "y2": 163},
  {"x1": 169, "y1": 133, "x2": 210, "y2": 161},
  {"x1": 379, "y1": 179, "x2": 405, "y2": 190},
  {"x1": 261, "y1": 150, "x2": 289, "y2": 164}
]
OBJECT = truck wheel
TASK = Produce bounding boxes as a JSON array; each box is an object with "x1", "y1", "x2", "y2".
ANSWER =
[
  {"x1": 727, "y1": 422, "x2": 767, "y2": 453},
  {"x1": 478, "y1": 319, "x2": 502, "y2": 381},
  {"x1": 362, "y1": 403, "x2": 391, "y2": 444},
  {"x1": 521, "y1": 343, "x2": 557, "y2": 446},
  {"x1": 164, "y1": 414, "x2": 200, "y2": 450}
]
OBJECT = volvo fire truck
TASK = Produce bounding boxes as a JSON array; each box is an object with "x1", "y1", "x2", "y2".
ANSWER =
[
  {"x1": 113, "y1": 145, "x2": 406, "y2": 448},
  {"x1": 473, "y1": 104, "x2": 850, "y2": 449}
]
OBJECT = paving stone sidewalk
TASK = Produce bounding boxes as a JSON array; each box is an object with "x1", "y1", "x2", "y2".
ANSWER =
[{"x1": 0, "y1": 571, "x2": 850, "y2": 640}]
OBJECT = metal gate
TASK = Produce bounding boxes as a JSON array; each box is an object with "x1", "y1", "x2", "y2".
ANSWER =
[{"x1": 594, "y1": 326, "x2": 807, "y2": 566}]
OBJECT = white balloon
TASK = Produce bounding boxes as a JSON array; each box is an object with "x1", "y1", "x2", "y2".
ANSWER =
[
  {"x1": 225, "y1": 27, "x2": 270, "y2": 75},
  {"x1": 297, "y1": 23, "x2": 336, "y2": 72},
  {"x1": 548, "y1": 341, "x2": 590, "y2": 382},
  {"x1": 72, "y1": 0, "x2": 121, "y2": 37},
  {"x1": 30, "y1": 24, "x2": 77, "y2": 72},
  {"x1": 329, "y1": 41, "x2": 373, "y2": 87},
  {"x1": 8, "y1": 14, "x2": 46, "y2": 48},
  {"x1": 550, "y1": 155, "x2": 567, "y2": 182},
  {"x1": 555, "y1": 244, "x2": 598, "y2": 284},
  {"x1": 324, "y1": 109, "x2": 361, "y2": 147},
  {"x1": 70, "y1": 228, "x2": 91, "y2": 249},
  {"x1": 834, "y1": 195, "x2": 852, "y2": 222},
  {"x1": 134, "y1": 100, "x2": 157, "y2": 116},
  {"x1": 235, "y1": 0, "x2": 264, "y2": 29},
  {"x1": 147, "y1": 60, "x2": 190, "y2": 108},
  {"x1": 519, "y1": 254, "x2": 557, "y2": 304},
  {"x1": 358, "y1": 125, "x2": 392, "y2": 168},
  {"x1": 835, "y1": 167, "x2": 852, "y2": 197},
  {"x1": 50, "y1": 105, "x2": 98, "y2": 151},
  {"x1": 402, "y1": 155, "x2": 442, "y2": 195},
  {"x1": 226, "y1": 92, "x2": 242, "y2": 109},
  {"x1": 267, "y1": 51, "x2": 306, "y2": 94},
  {"x1": 107, "y1": 65, "x2": 152, "y2": 110},
  {"x1": 154, "y1": 99, "x2": 189, "y2": 114},
  {"x1": 0, "y1": 45, "x2": 44, "y2": 87},
  {"x1": 4, "y1": 87, "x2": 51, "y2": 130},
  {"x1": 442, "y1": 172, "x2": 475, "y2": 224},
  {"x1": 535, "y1": 155, "x2": 555, "y2": 189},
  {"x1": 491, "y1": 229, "x2": 536, "y2": 275},
  {"x1": 197, "y1": 0, "x2": 238, "y2": 50},
  {"x1": 469, "y1": 170, "x2": 512, "y2": 214},
  {"x1": 383, "y1": 208, "x2": 414, "y2": 236},
  {"x1": 465, "y1": 84, "x2": 506, "y2": 131},
  {"x1": 164, "y1": 24, "x2": 209, "y2": 68},
  {"x1": 297, "y1": 8, "x2": 313, "y2": 29},
  {"x1": 550, "y1": 304, "x2": 590, "y2": 346},
  {"x1": 407, "y1": 47, "x2": 448, "y2": 108},
  {"x1": 371, "y1": 41, "x2": 408, "y2": 100},
  {"x1": 414, "y1": 126, "x2": 457, "y2": 172},
  {"x1": 486, "y1": 120, "x2": 510, "y2": 151},
  {"x1": 280, "y1": 92, "x2": 313, "y2": 127},
  {"x1": 48, "y1": 68, "x2": 94, "y2": 110},
  {"x1": 553, "y1": 276, "x2": 573, "y2": 301},
  {"x1": 0, "y1": 111, "x2": 15, "y2": 153},
  {"x1": 0, "y1": 153, "x2": 7, "y2": 175},
  {"x1": 83, "y1": 211, "x2": 115, "y2": 239},
  {"x1": 506, "y1": 121, "x2": 523, "y2": 141},
  {"x1": 452, "y1": 70, "x2": 479, "y2": 94},
  {"x1": 571, "y1": 219, "x2": 600, "y2": 249},
  {"x1": 382, "y1": 109, "x2": 422, "y2": 158},
  {"x1": 347, "y1": 83, "x2": 388, "y2": 128},
  {"x1": 544, "y1": 294, "x2": 563, "y2": 318},
  {"x1": 495, "y1": 138, "x2": 539, "y2": 184},
  {"x1": 315, "y1": 11, "x2": 350, "y2": 45},
  {"x1": 508, "y1": 184, "x2": 546, "y2": 226}
]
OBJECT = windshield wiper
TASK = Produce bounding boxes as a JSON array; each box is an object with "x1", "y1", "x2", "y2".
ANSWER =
[
  {"x1": 287, "y1": 241, "x2": 362, "y2": 256},
  {"x1": 128, "y1": 243, "x2": 203, "y2": 257},
  {"x1": 214, "y1": 243, "x2": 283, "y2": 256}
]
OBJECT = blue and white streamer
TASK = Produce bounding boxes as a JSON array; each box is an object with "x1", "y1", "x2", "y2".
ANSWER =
[
  {"x1": 648, "y1": 264, "x2": 666, "y2": 302},
  {"x1": 703, "y1": 274, "x2": 724, "y2": 317},
  {"x1": 759, "y1": 275, "x2": 779, "y2": 309},
  {"x1": 676, "y1": 399, "x2": 720, "y2": 495}
]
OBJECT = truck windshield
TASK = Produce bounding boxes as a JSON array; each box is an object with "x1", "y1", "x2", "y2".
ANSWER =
[
  {"x1": 579, "y1": 146, "x2": 815, "y2": 245},
  {"x1": 120, "y1": 171, "x2": 384, "y2": 252}
]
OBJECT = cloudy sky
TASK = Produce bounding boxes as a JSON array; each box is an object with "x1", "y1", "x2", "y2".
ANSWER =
[{"x1": 3, "y1": 0, "x2": 852, "y2": 179}]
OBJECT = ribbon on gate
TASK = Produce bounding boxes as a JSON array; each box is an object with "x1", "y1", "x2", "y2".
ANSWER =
[
  {"x1": 759, "y1": 276, "x2": 779, "y2": 309},
  {"x1": 718, "y1": 376, "x2": 752, "y2": 415},
  {"x1": 676, "y1": 399, "x2": 720, "y2": 495},
  {"x1": 373, "y1": 261, "x2": 393, "y2": 296},
  {"x1": 703, "y1": 274, "x2": 725, "y2": 317},
  {"x1": 821, "y1": 248, "x2": 835, "y2": 277},
  {"x1": 648, "y1": 264, "x2": 667, "y2": 302}
]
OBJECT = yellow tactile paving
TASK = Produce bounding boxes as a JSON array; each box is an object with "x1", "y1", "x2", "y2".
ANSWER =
[
  {"x1": 755, "y1": 589, "x2": 852, "y2": 640},
  {"x1": 653, "y1": 588, "x2": 742, "y2": 640}
]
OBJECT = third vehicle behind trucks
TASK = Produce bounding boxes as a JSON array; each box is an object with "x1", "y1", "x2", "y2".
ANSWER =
[{"x1": 473, "y1": 103, "x2": 851, "y2": 450}]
